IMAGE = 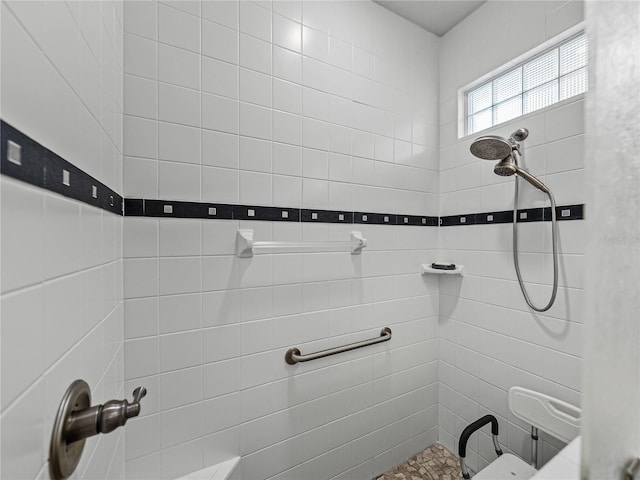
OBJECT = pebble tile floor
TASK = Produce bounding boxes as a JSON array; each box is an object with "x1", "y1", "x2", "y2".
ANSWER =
[{"x1": 377, "y1": 444, "x2": 463, "y2": 480}]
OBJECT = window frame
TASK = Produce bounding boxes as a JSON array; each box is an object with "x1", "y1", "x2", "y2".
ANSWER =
[{"x1": 460, "y1": 24, "x2": 587, "y2": 138}]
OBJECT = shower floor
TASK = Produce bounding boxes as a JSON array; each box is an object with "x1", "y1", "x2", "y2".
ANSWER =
[{"x1": 377, "y1": 443, "x2": 462, "y2": 480}]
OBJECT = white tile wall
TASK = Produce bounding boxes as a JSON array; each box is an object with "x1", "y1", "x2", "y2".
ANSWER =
[
  {"x1": 123, "y1": 1, "x2": 440, "y2": 478},
  {"x1": 438, "y1": 0, "x2": 585, "y2": 474},
  {"x1": 0, "y1": 0, "x2": 590, "y2": 478},
  {"x1": 124, "y1": 219, "x2": 442, "y2": 479},
  {"x1": 0, "y1": 1, "x2": 124, "y2": 479},
  {"x1": 123, "y1": 0, "x2": 439, "y2": 215}
]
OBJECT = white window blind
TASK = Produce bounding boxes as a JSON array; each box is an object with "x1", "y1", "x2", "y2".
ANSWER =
[{"x1": 466, "y1": 32, "x2": 588, "y2": 135}]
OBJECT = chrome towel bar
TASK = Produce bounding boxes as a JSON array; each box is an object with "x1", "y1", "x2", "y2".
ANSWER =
[{"x1": 285, "y1": 327, "x2": 392, "y2": 365}]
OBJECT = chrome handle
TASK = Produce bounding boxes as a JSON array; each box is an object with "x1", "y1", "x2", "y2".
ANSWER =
[
  {"x1": 67, "y1": 386, "x2": 147, "y2": 440},
  {"x1": 97, "y1": 386, "x2": 147, "y2": 435},
  {"x1": 132, "y1": 386, "x2": 147, "y2": 403},
  {"x1": 125, "y1": 386, "x2": 147, "y2": 419},
  {"x1": 50, "y1": 380, "x2": 148, "y2": 479}
]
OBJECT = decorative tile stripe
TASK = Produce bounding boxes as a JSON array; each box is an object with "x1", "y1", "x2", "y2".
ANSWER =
[
  {"x1": 233, "y1": 205, "x2": 299, "y2": 222},
  {"x1": 474, "y1": 210, "x2": 515, "y2": 225},
  {"x1": 353, "y1": 212, "x2": 396, "y2": 225},
  {"x1": 1, "y1": 120, "x2": 123, "y2": 215},
  {"x1": 549, "y1": 204, "x2": 584, "y2": 221},
  {"x1": 301, "y1": 208, "x2": 353, "y2": 224},
  {"x1": 1, "y1": 120, "x2": 584, "y2": 227},
  {"x1": 353, "y1": 212, "x2": 438, "y2": 226},
  {"x1": 143, "y1": 199, "x2": 234, "y2": 219},
  {"x1": 439, "y1": 204, "x2": 584, "y2": 226},
  {"x1": 400, "y1": 214, "x2": 439, "y2": 227},
  {"x1": 125, "y1": 199, "x2": 440, "y2": 226}
]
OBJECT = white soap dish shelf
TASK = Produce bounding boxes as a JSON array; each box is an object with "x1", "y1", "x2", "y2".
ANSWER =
[{"x1": 420, "y1": 264, "x2": 464, "y2": 275}]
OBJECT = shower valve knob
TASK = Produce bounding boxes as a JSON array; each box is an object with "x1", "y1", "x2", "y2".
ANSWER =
[
  {"x1": 132, "y1": 386, "x2": 147, "y2": 405},
  {"x1": 98, "y1": 386, "x2": 147, "y2": 434},
  {"x1": 50, "y1": 380, "x2": 148, "y2": 479}
]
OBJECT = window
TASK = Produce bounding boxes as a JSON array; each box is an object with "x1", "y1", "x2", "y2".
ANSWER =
[{"x1": 466, "y1": 32, "x2": 587, "y2": 135}]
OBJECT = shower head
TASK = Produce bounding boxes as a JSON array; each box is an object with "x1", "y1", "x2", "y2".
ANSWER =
[
  {"x1": 469, "y1": 128, "x2": 548, "y2": 193},
  {"x1": 492, "y1": 157, "x2": 549, "y2": 193},
  {"x1": 494, "y1": 158, "x2": 518, "y2": 176},
  {"x1": 469, "y1": 129, "x2": 530, "y2": 161},
  {"x1": 469, "y1": 135, "x2": 513, "y2": 160}
]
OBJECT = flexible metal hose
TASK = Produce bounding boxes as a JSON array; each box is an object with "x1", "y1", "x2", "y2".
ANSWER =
[{"x1": 512, "y1": 175, "x2": 559, "y2": 312}]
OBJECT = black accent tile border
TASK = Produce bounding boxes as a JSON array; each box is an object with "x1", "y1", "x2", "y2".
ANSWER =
[
  {"x1": 301, "y1": 208, "x2": 353, "y2": 224},
  {"x1": 125, "y1": 201, "x2": 301, "y2": 222},
  {"x1": 144, "y1": 199, "x2": 234, "y2": 219},
  {"x1": 125, "y1": 200, "x2": 440, "y2": 226},
  {"x1": 135, "y1": 203, "x2": 441, "y2": 227},
  {"x1": 550, "y1": 204, "x2": 584, "y2": 221},
  {"x1": 440, "y1": 204, "x2": 584, "y2": 226},
  {"x1": 124, "y1": 199, "x2": 583, "y2": 227},
  {"x1": 1, "y1": 120, "x2": 123, "y2": 215},
  {"x1": 233, "y1": 205, "x2": 299, "y2": 222},
  {"x1": 124, "y1": 198, "x2": 144, "y2": 216},
  {"x1": 354, "y1": 212, "x2": 396, "y2": 225},
  {"x1": 1, "y1": 120, "x2": 584, "y2": 228},
  {"x1": 352, "y1": 212, "x2": 438, "y2": 226},
  {"x1": 473, "y1": 210, "x2": 515, "y2": 225},
  {"x1": 398, "y1": 214, "x2": 438, "y2": 227}
]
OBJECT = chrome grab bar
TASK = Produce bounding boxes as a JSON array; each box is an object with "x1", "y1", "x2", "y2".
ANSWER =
[{"x1": 285, "y1": 327, "x2": 392, "y2": 365}]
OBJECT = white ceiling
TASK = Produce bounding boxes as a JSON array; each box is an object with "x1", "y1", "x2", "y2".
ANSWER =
[{"x1": 374, "y1": 1, "x2": 487, "y2": 37}]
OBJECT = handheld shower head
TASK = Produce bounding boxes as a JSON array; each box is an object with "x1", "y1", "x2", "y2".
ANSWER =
[
  {"x1": 469, "y1": 129, "x2": 549, "y2": 193},
  {"x1": 494, "y1": 158, "x2": 518, "y2": 176},
  {"x1": 471, "y1": 127, "x2": 559, "y2": 313}
]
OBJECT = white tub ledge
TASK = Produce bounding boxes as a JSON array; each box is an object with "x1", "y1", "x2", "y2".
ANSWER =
[{"x1": 174, "y1": 456, "x2": 240, "y2": 480}]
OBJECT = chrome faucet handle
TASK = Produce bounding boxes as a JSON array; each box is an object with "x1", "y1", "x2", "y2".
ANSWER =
[
  {"x1": 125, "y1": 386, "x2": 147, "y2": 419},
  {"x1": 101, "y1": 386, "x2": 147, "y2": 433},
  {"x1": 99, "y1": 387, "x2": 146, "y2": 434},
  {"x1": 132, "y1": 386, "x2": 147, "y2": 402},
  {"x1": 50, "y1": 381, "x2": 148, "y2": 479}
]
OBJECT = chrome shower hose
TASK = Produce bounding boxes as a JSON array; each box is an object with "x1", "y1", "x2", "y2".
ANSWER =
[{"x1": 512, "y1": 176, "x2": 559, "y2": 312}]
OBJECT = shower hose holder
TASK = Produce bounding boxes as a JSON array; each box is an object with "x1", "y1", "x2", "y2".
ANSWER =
[{"x1": 49, "y1": 379, "x2": 147, "y2": 479}]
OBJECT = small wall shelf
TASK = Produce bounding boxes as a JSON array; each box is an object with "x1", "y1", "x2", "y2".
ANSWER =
[
  {"x1": 237, "y1": 229, "x2": 367, "y2": 258},
  {"x1": 420, "y1": 264, "x2": 464, "y2": 275}
]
